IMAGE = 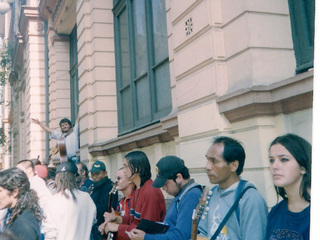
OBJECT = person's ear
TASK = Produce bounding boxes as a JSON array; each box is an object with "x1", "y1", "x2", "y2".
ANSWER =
[
  {"x1": 175, "y1": 173, "x2": 183, "y2": 183},
  {"x1": 12, "y1": 188, "x2": 19, "y2": 198},
  {"x1": 301, "y1": 167, "x2": 306, "y2": 175},
  {"x1": 229, "y1": 160, "x2": 239, "y2": 173}
]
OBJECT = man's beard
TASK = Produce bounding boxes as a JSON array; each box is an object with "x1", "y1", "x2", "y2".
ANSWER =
[{"x1": 61, "y1": 128, "x2": 70, "y2": 133}]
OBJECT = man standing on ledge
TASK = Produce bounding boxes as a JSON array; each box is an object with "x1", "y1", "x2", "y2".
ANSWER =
[
  {"x1": 31, "y1": 116, "x2": 80, "y2": 163},
  {"x1": 126, "y1": 155, "x2": 203, "y2": 240}
]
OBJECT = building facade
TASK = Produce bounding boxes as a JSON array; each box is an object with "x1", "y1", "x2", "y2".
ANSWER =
[{"x1": 1, "y1": 0, "x2": 314, "y2": 207}]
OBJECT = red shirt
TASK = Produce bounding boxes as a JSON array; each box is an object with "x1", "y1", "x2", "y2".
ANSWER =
[
  {"x1": 117, "y1": 193, "x2": 131, "y2": 217},
  {"x1": 117, "y1": 179, "x2": 166, "y2": 240}
]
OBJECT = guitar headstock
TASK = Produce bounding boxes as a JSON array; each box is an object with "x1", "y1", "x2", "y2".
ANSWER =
[
  {"x1": 192, "y1": 186, "x2": 210, "y2": 220},
  {"x1": 110, "y1": 180, "x2": 118, "y2": 195}
]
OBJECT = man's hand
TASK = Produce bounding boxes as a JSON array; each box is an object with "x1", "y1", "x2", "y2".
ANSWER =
[
  {"x1": 103, "y1": 208, "x2": 117, "y2": 223},
  {"x1": 30, "y1": 117, "x2": 52, "y2": 133},
  {"x1": 126, "y1": 229, "x2": 146, "y2": 240},
  {"x1": 104, "y1": 222, "x2": 119, "y2": 234},
  {"x1": 98, "y1": 222, "x2": 106, "y2": 235},
  {"x1": 31, "y1": 118, "x2": 40, "y2": 125}
]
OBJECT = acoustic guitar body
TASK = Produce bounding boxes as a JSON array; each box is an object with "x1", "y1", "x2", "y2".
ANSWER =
[{"x1": 58, "y1": 136, "x2": 68, "y2": 163}]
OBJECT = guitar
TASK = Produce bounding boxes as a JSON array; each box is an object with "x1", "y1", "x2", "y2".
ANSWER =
[
  {"x1": 191, "y1": 186, "x2": 210, "y2": 240},
  {"x1": 58, "y1": 136, "x2": 68, "y2": 163},
  {"x1": 105, "y1": 180, "x2": 119, "y2": 240}
]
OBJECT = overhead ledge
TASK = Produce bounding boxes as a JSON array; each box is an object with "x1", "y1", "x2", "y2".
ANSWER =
[
  {"x1": 88, "y1": 113, "x2": 178, "y2": 157},
  {"x1": 217, "y1": 70, "x2": 313, "y2": 123}
]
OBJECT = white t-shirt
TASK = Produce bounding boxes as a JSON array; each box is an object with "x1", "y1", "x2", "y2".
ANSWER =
[
  {"x1": 42, "y1": 189, "x2": 96, "y2": 240},
  {"x1": 29, "y1": 175, "x2": 52, "y2": 210},
  {"x1": 50, "y1": 122, "x2": 79, "y2": 158}
]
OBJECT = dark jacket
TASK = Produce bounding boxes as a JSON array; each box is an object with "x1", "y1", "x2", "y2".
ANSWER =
[
  {"x1": 6, "y1": 209, "x2": 40, "y2": 240},
  {"x1": 90, "y1": 176, "x2": 118, "y2": 226}
]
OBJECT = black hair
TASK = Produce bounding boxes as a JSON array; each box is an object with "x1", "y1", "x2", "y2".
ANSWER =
[
  {"x1": 78, "y1": 162, "x2": 89, "y2": 178},
  {"x1": 46, "y1": 167, "x2": 56, "y2": 181},
  {"x1": 170, "y1": 166, "x2": 190, "y2": 182},
  {"x1": 124, "y1": 151, "x2": 151, "y2": 187},
  {"x1": 30, "y1": 158, "x2": 41, "y2": 166},
  {"x1": 59, "y1": 118, "x2": 72, "y2": 127},
  {"x1": 269, "y1": 133, "x2": 311, "y2": 202},
  {"x1": 0, "y1": 168, "x2": 43, "y2": 226},
  {"x1": 213, "y1": 136, "x2": 245, "y2": 175}
]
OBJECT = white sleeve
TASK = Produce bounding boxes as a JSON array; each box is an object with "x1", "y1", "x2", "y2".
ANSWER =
[{"x1": 41, "y1": 201, "x2": 58, "y2": 240}]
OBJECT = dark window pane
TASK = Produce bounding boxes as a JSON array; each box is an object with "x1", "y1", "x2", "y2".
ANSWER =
[
  {"x1": 136, "y1": 76, "x2": 150, "y2": 120},
  {"x1": 119, "y1": 9, "x2": 131, "y2": 87},
  {"x1": 152, "y1": 0, "x2": 168, "y2": 63},
  {"x1": 121, "y1": 87, "x2": 133, "y2": 127},
  {"x1": 133, "y1": 0, "x2": 148, "y2": 77},
  {"x1": 154, "y1": 62, "x2": 171, "y2": 113}
]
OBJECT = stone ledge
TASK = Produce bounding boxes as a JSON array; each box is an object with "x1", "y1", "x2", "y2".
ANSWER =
[
  {"x1": 88, "y1": 113, "x2": 178, "y2": 157},
  {"x1": 217, "y1": 70, "x2": 313, "y2": 123}
]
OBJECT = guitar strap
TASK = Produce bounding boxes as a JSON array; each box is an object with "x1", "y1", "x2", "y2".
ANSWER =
[
  {"x1": 176, "y1": 182, "x2": 202, "y2": 213},
  {"x1": 210, "y1": 180, "x2": 256, "y2": 240}
]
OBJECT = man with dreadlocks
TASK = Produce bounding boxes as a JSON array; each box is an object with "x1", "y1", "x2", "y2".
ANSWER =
[
  {"x1": 41, "y1": 161, "x2": 96, "y2": 240},
  {"x1": 0, "y1": 168, "x2": 43, "y2": 240}
]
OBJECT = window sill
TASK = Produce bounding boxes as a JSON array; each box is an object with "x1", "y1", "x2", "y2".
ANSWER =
[
  {"x1": 88, "y1": 112, "x2": 178, "y2": 157},
  {"x1": 217, "y1": 70, "x2": 313, "y2": 123}
]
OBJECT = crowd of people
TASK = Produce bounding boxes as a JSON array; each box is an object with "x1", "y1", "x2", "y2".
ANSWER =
[{"x1": 0, "y1": 132, "x2": 311, "y2": 240}]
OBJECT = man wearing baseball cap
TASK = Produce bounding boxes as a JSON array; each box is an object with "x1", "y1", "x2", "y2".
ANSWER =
[
  {"x1": 126, "y1": 156, "x2": 203, "y2": 240},
  {"x1": 42, "y1": 161, "x2": 96, "y2": 240},
  {"x1": 90, "y1": 160, "x2": 118, "y2": 240}
]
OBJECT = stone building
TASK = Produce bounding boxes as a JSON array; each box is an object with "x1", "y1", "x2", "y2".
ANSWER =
[{"x1": 1, "y1": 0, "x2": 314, "y2": 207}]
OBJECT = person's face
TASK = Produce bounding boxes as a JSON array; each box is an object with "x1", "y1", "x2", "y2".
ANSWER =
[
  {"x1": 205, "y1": 143, "x2": 236, "y2": 189},
  {"x1": 0, "y1": 187, "x2": 18, "y2": 210},
  {"x1": 116, "y1": 169, "x2": 132, "y2": 192},
  {"x1": 162, "y1": 175, "x2": 181, "y2": 197},
  {"x1": 60, "y1": 122, "x2": 71, "y2": 133},
  {"x1": 91, "y1": 170, "x2": 107, "y2": 182},
  {"x1": 123, "y1": 158, "x2": 133, "y2": 180},
  {"x1": 76, "y1": 164, "x2": 84, "y2": 183},
  {"x1": 269, "y1": 143, "x2": 305, "y2": 191}
]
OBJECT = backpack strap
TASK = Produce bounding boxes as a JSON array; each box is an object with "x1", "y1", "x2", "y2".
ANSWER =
[
  {"x1": 235, "y1": 180, "x2": 256, "y2": 223},
  {"x1": 176, "y1": 182, "x2": 202, "y2": 212},
  {"x1": 210, "y1": 180, "x2": 256, "y2": 240}
]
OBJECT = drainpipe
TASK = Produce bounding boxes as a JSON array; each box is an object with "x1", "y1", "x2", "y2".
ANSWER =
[{"x1": 44, "y1": 20, "x2": 49, "y2": 164}]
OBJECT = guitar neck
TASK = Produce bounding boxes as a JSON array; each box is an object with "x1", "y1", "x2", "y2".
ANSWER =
[
  {"x1": 191, "y1": 186, "x2": 210, "y2": 240},
  {"x1": 191, "y1": 217, "x2": 199, "y2": 240},
  {"x1": 108, "y1": 193, "x2": 113, "y2": 213}
]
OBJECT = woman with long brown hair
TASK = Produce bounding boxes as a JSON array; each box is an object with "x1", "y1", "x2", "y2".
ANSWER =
[
  {"x1": 0, "y1": 168, "x2": 43, "y2": 240},
  {"x1": 265, "y1": 133, "x2": 311, "y2": 240}
]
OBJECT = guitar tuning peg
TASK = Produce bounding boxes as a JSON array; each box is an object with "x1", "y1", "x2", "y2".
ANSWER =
[
  {"x1": 201, "y1": 215, "x2": 206, "y2": 219},
  {"x1": 208, "y1": 190, "x2": 213, "y2": 195},
  {"x1": 205, "y1": 206, "x2": 209, "y2": 211}
]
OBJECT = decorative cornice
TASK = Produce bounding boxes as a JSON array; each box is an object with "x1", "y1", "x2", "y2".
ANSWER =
[
  {"x1": 52, "y1": 0, "x2": 65, "y2": 24},
  {"x1": 39, "y1": 0, "x2": 58, "y2": 21},
  {"x1": 19, "y1": 6, "x2": 43, "y2": 36},
  {"x1": 88, "y1": 114, "x2": 179, "y2": 157},
  {"x1": 217, "y1": 70, "x2": 313, "y2": 123}
]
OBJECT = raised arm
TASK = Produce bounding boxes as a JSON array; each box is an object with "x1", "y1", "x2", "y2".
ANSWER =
[{"x1": 31, "y1": 118, "x2": 52, "y2": 134}]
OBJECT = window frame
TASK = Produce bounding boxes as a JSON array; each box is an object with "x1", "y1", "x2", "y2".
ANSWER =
[
  {"x1": 69, "y1": 26, "x2": 79, "y2": 124},
  {"x1": 113, "y1": 0, "x2": 172, "y2": 135}
]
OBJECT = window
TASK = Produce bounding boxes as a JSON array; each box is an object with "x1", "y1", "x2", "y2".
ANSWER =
[
  {"x1": 288, "y1": 0, "x2": 314, "y2": 73},
  {"x1": 69, "y1": 26, "x2": 79, "y2": 123},
  {"x1": 113, "y1": 0, "x2": 172, "y2": 135}
]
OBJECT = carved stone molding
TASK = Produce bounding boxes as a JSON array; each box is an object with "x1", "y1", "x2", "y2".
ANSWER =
[
  {"x1": 217, "y1": 70, "x2": 313, "y2": 123},
  {"x1": 88, "y1": 114, "x2": 179, "y2": 157}
]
